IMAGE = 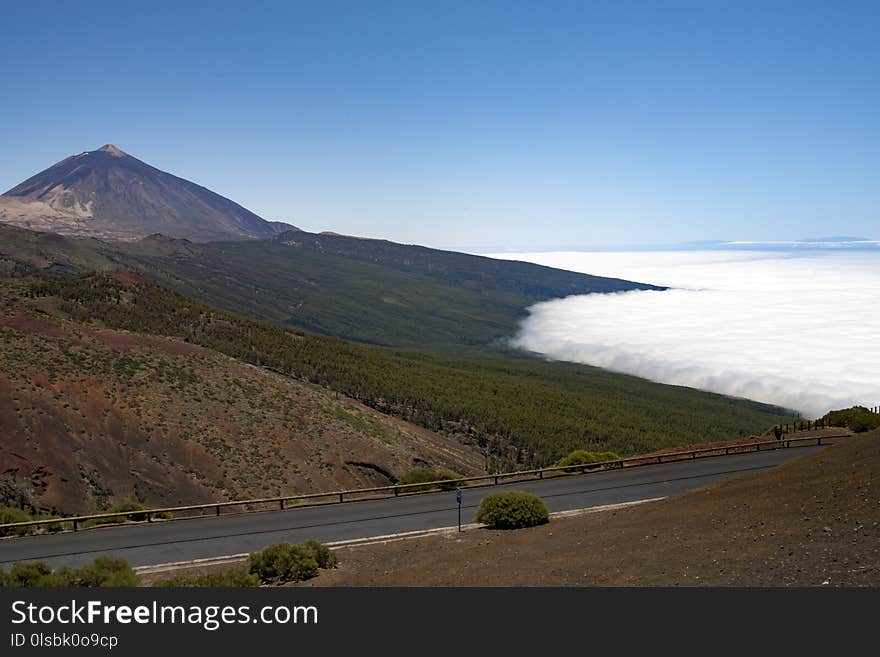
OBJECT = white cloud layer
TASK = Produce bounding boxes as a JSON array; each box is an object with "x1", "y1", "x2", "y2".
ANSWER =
[{"x1": 483, "y1": 250, "x2": 880, "y2": 417}]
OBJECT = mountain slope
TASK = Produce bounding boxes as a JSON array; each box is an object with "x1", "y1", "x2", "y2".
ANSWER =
[
  {"x1": 0, "y1": 145, "x2": 294, "y2": 241},
  {"x1": 0, "y1": 223, "x2": 662, "y2": 347},
  {"x1": 0, "y1": 278, "x2": 483, "y2": 515},
  {"x1": 2, "y1": 273, "x2": 791, "y2": 477}
]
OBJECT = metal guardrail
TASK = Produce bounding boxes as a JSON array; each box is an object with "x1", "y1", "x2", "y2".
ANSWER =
[{"x1": 0, "y1": 433, "x2": 852, "y2": 535}]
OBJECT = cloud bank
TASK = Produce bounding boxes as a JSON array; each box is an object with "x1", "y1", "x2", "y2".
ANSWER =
[{"x1": 484, "y1": 250, "x2": 880, "y2": 417}]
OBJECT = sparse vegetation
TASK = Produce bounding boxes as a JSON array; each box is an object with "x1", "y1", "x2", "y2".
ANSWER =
[
  {"x1": 475, "y1": 491, "x2": 549, "y2": 529},
  {"x1": 152, "y1": 567, "x2": 260, "y2": 587},
  {"x1": 398, "y1": 468, "x2": 465, "y2": 492},
  {"x1": 81, "y1": 502, "x2": 171, "y2": 528}
]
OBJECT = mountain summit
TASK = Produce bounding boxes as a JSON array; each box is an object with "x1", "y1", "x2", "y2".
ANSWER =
[{"x1": 0, "y1": 145, "x2": 294, "y2": 241}]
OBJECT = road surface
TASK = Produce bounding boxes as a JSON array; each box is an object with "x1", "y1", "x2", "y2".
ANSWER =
[{"x1": 0, "y1": 446, "x2": 820, "y2": 569}]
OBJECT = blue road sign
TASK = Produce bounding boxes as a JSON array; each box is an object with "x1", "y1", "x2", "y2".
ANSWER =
[{"x1": 456, "y1": 488, "x2": 462, "y2": 505}]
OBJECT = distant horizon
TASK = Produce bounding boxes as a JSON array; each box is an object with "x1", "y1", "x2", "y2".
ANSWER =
[
  {"x1": 3, "y1": 2, "x2": 878, "y2": 250},
  {"x1": 471, "y1": 237, "x2": 880, "y2": 254},
  {"x1": 3, "y1": 140, "x2": 878, "y2": 253}
]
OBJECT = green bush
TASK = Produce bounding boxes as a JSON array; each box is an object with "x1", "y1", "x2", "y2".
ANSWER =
[
  {"x1": 248, "y1": 543, "x2": 319, "y2": 584},
  {"x1": 0, "y1": 506, "x2": 35, "y2": 537},
  {"x1": 398, "y1": 468, "x2": 464, "y2": 492},
  {"x1": 0, "y1": 507, "x2": 73, "y2": 536},
  {"x1": 555, "y1": 450, "x2": 620, "y2": 470},
  {"x1": 824, "y1": 407, "x2": 880, "y2": 433},
  {"x1": 302, "y1": 540, "x2": 339, "y2": 570},
  {"x1": 153, "y1": 567, "x2": 260, "y2": 587},
  {"x1": 4, "y1": 561, "x2": 53, "y2": 586},
  {"x1": 475, "y1": 491, "x2": 549, "y2": 529},
  {"x1": 76, "y1": 557, "x2": 141, "y2": 587},
  {"x1": 0, "y1": 557, "x2": 140, "y2": 587}
]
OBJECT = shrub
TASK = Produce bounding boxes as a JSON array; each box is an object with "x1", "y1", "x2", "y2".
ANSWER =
[
  {"x1": 39, "y1": 515, "x2": 73, "y2": 533},
  {"x1": 248, "y1": 543, "x2": 319, "y2": 584},
  {"x1": 5, "y1": 561, "x2": 53, "y2": 586},
  {"x1": 0, "y1": 557, "x2": 140, "y2": 587},
  {"x1": 555, "y1": 450, "x2": 620, "y2": 470},
  {"x1": 82, "y1": 502, "x2": 170, "y2": 528},
  {"x1": 247, "y1": 541, "x2": 338, "y2": 584},
  {"x1": 76, "y1": 557, "x2": 141, "y2": 587},
  {"x1": 824, "y1": 407, "x2": 880, "y2": 433},
  {"x1": 153, "y1": 567, "x2": 260, "y2": 587},
  {"x1": 398, "y1": 468, "x2": 464, "y2": 492},
  {"x1": 0, "y1": 507, "x2": 73, "y2": 536},
  {"x1": 0, "y1": 506, "x2": 35, "y2": 537},
  {"x1": 475, "y1": 491, "x2": 549, "y2": 529},
  {"x1": 302, "y1": 540, "x2": 339, "y2": 570}
]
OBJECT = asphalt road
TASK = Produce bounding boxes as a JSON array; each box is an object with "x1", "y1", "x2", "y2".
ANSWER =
[{"x1": 0, "y1": 446, "x2": 821, "y2": 569}]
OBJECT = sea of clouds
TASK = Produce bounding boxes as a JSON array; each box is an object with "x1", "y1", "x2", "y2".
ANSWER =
[{"x1": 483, "y1": 249, "x2": 880, "y2": 417}]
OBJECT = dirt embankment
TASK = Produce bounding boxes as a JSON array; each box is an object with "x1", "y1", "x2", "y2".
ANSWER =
[{"x1": 305, "y1": 432, "x2": 879, "y2": 586}]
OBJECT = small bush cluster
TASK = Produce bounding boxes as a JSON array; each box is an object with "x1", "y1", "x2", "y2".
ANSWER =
[
  {"x1": 398, "y1": 468, "x2": 464, "y2": 492},
  {"x1": 475, "y1": 491, "x2": 549, "y2": 530},
  {"x1": 554, "y1": 450, "x2": 620, "y2": 470},
  {"x1": 82, "y1": 502, "x2": 171, "y2": 528},
  {"x1": 247, "y1": 540, "x2": 338, "y2": 585},
  {"x1": 0, "y1": 557, "x2": 140, "y2": 587},
  {"x1": 0, "y1": 506, "x2": 71, "y2": 537},
  {"x1": 824, "y1": 407, "x2": 880, "y2": 433}
]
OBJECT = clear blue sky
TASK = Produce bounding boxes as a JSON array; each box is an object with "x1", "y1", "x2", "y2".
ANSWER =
[{"x1": 2, "y1": 1, "x2": 877, "y2": 250}]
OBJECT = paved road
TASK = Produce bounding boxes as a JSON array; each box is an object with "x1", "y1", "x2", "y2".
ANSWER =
[{"x1": 0, "y1": 446, "x2": 821, "y2": 569}]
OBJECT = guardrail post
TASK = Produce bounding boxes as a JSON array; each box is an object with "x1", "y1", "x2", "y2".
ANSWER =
[
  {"x1": 216, "y1": 505, "x2": 220, "y2": 516},
  {"x1": 691, "y1": 451, "x2": 695, "y2": 459},
  {"x1": 817, "y1": 437, "x2": 822, "y2": 446},
  {"x1": 539, "y1": 470, "x2": 543, "y2": 479},
  {"x1": 146, "y1": 512, "x2": 152, "y2": 523},
  {"x1": 73, "y1": 519, "x2": 78, "y2": 532},
  {"x1": 339, "y1": 492, "x2": 344, "y2": 503},
  {"x1": 279, "y1": 499, "x2": 284, "y2": 510},
  {"x1": 657, "y1": 456, "x2": 662, "y2": 464},
  {"x1": 494, "y1": 475, "x2": 499, "y2": 485},
  {"x1": 394, "y1": 486, "x2": 399, "y2": 497}
]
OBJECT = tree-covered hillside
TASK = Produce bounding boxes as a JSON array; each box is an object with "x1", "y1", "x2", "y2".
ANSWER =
[
  {"x1": 0, "y1": 224, "x2": 660, "y2": 347},
  {"x1": 6, "y1": 273, "x2": 792, "y2": 470}
]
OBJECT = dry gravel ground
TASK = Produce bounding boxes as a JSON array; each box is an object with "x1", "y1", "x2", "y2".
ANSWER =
[{"x1": 305, "y1": 432, "x2": 880, "y2": 586}]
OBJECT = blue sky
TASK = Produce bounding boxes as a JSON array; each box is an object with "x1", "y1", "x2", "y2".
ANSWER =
[{"x1": 1, "y1": 1, "x2": 877, "y2": 250}]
